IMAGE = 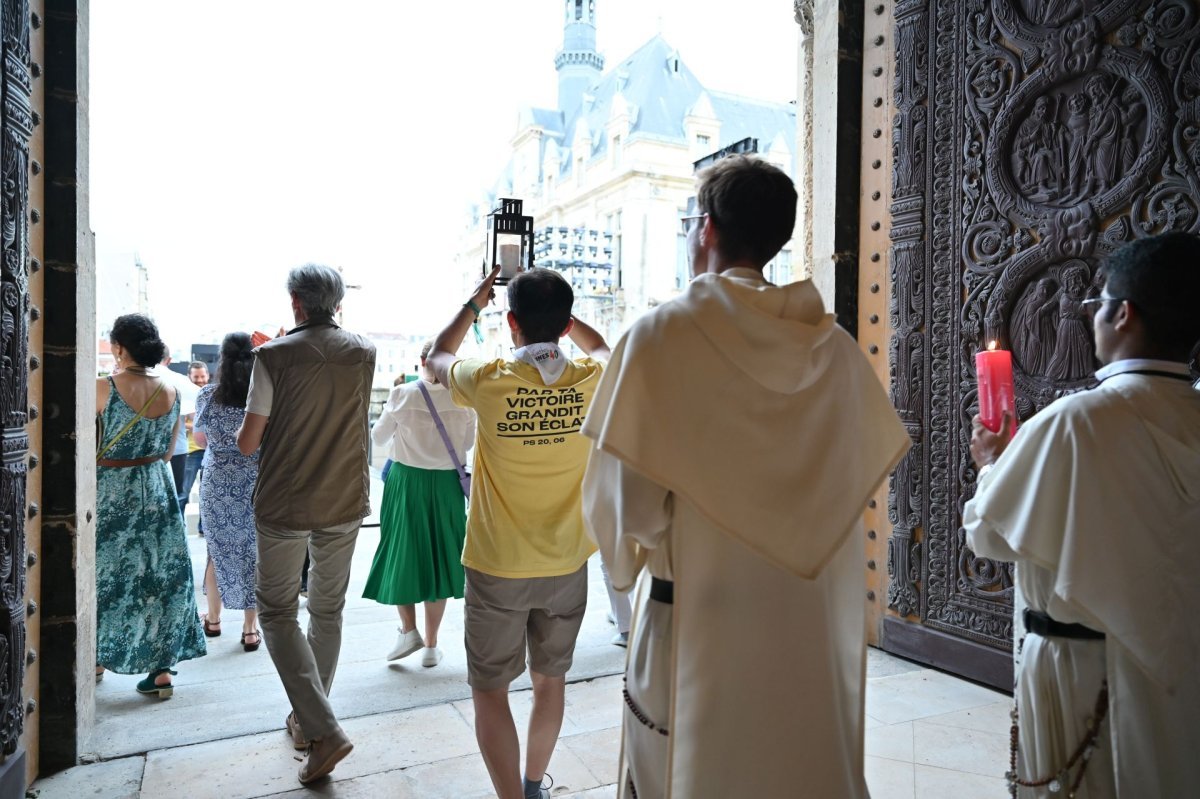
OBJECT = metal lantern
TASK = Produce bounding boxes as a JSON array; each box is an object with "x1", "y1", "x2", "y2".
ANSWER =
[{"x1": 485, "y1": 198, "x2": 534, "y2": 285}]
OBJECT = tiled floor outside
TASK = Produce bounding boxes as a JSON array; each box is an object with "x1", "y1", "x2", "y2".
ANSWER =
[{"x1": 30, "y1": 479, "x2": 1012, "y2": 798}]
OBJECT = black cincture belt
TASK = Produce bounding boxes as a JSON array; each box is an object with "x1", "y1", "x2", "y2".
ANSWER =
[
  {"x1": 1024, "y1": 609, "x2": 1105, "y2": 640},
  {"x1": 650, "y1": 577, "x2": 674, "y2": 605}
]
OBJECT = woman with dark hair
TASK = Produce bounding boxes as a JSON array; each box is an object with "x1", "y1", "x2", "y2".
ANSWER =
[
  {"x1": 193, "y1": 332, "x2": 262, "y2": 651},
  {"x1": 95, "y1": 314, "x2": 207, "y2": 698}
]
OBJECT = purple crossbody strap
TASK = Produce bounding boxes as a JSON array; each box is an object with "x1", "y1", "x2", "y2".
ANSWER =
[{"x1": 416, "y1": 382, "x2": 469, "y2": 484}]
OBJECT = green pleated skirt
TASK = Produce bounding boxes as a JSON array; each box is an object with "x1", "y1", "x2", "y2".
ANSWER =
[{"x1": 363, "y1": 461, "x2": 467, "y2": 605}]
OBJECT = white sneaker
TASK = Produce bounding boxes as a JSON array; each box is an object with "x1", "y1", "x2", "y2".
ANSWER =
[
  {"x1": 420, "y1": 647, "x2": 443, "y2": 668},
  {"x1": 387, "y1": 628, "x2": 424, "y2": 661},
  {"x1": 611, "y1": 632, "x2": 629, "y2": 648}
]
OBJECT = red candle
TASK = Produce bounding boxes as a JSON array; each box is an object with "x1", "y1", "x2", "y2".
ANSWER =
[{"x1": 976, "y1": 341, "x2": 1016, "y2": 433}]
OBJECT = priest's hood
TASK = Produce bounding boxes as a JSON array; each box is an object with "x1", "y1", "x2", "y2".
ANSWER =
[
  {"x1": 582, "y1": 270, "x2": 910, "y2": 578},
  {"x1": 681, "y1": 273, "x2": 838, "y2": 395}
]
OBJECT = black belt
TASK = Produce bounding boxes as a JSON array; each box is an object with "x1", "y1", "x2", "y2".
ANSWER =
[
  {"x1": 650, "y1": 577, "x2": 673, "y2": 605},
  {"x1": 1024, "y1": 609, "x2": 1104, "y2": 640}
]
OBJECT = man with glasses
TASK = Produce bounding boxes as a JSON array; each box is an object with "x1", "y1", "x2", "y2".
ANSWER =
[
  {"x1": 966, "y1": 232, "x2": 1200, "y2": 797},
  {"x1": 581, "y1": 155, "x2": 909, "y2": 797},
  {"x1": 680, "y1": 212, "x2": 705, "y2": 235}
]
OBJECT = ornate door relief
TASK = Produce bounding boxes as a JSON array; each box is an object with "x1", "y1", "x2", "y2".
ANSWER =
[
  {"x1": 883, "y1": 0, "x2": 1198, "y2": 687},
  {"x1": 0, "y1": 0, "x2": 33, "y2": 770}
]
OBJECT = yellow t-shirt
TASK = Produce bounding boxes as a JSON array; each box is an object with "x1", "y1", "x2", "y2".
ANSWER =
[{"x1": 449, "y1": 356, "x2": 603, "y2": 578}]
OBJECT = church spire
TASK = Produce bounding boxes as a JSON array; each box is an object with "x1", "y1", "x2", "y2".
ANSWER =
[{"x1": 555, "y1": 0, "x2": 605, "y2": 113}]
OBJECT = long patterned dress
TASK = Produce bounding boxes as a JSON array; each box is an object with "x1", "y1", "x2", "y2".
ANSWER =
[
  {"x1": 96, "y1": 378, "x2": 207, "y2": 673},
  {"x1": 194, "y1": 384, "x2": 259, "y2": 609}
]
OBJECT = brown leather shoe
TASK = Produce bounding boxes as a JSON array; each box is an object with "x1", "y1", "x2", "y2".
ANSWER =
[
  {"x1": 285, "y1": 711, "x2": 308, "y2": 751},
  {"x1": 297, "y1": 727, "x2": 353, "y2": 785}
]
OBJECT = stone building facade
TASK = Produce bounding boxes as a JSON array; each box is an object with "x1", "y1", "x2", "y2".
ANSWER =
[{"x1": 458, "y1": 0, "x2": 799, "y2": 353}]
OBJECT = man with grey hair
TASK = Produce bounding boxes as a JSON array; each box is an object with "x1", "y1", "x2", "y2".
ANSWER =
[{"x1": 238, "y1": 263, "x2": 375, "y2": 785}]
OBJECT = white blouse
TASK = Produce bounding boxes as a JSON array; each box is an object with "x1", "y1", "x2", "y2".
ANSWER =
[{"x1": 371, "y1": 381, "x2": 476, "y2": 471}]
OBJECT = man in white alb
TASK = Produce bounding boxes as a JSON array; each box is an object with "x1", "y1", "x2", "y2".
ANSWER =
[
  {"x1": 581, "y1": 155, "x2": 910, "y2": 798},
  {"x1": 965, "y1": 232, "x2": 1200, "y2": 798}
]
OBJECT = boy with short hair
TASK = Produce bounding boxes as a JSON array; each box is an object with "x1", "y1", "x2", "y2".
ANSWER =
[{"x1": 428, "y1": 266, "x2": 610, "y2": 799}]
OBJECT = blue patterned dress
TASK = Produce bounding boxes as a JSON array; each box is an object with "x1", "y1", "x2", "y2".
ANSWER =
[
  {"x1": 96, "y1": 378, "x2": 207, "y2": 673},
  {"x1": 195, "y1": 384, "x2": 259, "y2": 609}
]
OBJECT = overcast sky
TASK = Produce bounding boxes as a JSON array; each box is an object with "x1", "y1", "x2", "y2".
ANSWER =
[{"x1": 90, "y1": 1, "x2": 799, "y2": 350}]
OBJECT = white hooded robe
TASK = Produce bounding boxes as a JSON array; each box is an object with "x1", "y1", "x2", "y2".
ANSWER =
[
  {"x1": 582, "y1": 270, "x2": 909, "y2": 798},
  {"x1": 964, "y1": 360, "x2": 1200, "y2": 798}
]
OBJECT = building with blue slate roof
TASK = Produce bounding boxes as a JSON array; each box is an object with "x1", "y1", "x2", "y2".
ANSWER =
[{"x1": 460, "y1": 0, "x2": 799, "y2": 348}]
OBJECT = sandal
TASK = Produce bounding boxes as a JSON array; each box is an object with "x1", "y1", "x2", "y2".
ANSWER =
[
  {"x1": 136, "y1": 668, "x2": 177, "y2": 700},
  {"x1": 241, "y1": 629, "x2": 262, "y2": 652},
  {"x1": 202, "y1": 614, "x2": 221, "y2": 637}
]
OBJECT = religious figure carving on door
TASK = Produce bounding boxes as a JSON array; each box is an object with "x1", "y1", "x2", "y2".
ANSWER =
[
  {"x1": 1010, "y1": 75, "x2": 1146, "y2": 204},
  {"x1": 1005, "y1": 260, "x2": 1102, "y2": 382}
]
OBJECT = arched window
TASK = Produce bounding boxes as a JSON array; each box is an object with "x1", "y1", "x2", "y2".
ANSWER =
[{"x1": 575, "y1": 0, "x2": 583, "y2": 21}]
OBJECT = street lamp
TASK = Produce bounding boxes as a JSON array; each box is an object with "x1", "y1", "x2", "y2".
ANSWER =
[{"x1": 485, "y1": 198, "x2": 534, "y2": 285}]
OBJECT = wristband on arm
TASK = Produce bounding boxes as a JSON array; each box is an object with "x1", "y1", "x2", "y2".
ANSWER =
[{"x1": 464, "y1": 300, "x2": 485, "y2": 344}]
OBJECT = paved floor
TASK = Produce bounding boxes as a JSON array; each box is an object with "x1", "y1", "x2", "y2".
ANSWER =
[
  {"x1": 30, "y1": 481, "x2": 1012, "y2": 798},
  {"x1": 863, "y1": 655, "x2": 1011, "y2": 798}
]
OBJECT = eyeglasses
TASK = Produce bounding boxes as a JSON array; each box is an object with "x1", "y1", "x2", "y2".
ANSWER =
[
  {"x1": 680, "y1": 213, "x2": 707, "y2": 235},
  {"x1": 1080, "y1": 296, "x2": 1127, "y2": 316}
]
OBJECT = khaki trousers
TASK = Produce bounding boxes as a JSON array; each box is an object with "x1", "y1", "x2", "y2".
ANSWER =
[{"x1": 256, "y1": 518, "x2": 360, "y2": 741}]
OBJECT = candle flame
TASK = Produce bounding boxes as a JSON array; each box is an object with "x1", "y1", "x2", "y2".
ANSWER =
[{"x1": 987, "y1": 340, "x2": 998, "y2": 351}]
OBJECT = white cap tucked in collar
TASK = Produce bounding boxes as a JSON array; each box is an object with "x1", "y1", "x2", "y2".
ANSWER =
[
  {"x1": 512, "y1": 343, "x2": 568, "y2": 385},
  {"x1": 1094, "y1": 358, "x2": 1193, "y2": 382}
]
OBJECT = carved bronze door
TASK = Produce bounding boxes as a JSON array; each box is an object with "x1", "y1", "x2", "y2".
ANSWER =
[
  {"x1": 882, "y1": 0, "x2": 1199, "y2": 688},
  {"x1": 0, "y1": 0, "x2": 32, "y2": 783}
]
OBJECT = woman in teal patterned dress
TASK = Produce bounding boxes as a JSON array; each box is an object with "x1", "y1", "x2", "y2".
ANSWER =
[{"x1": 95, "y1": 314, "x2": 206, "y2": 698}]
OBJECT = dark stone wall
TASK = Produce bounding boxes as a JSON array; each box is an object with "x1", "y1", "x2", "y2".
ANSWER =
[
  {"x1": 38, "y1": 0, "x2": 92, "y2": 775},
  {"x1": 810, "y1": 0, "x2": 865, "y2": 336},
  {"x1": 830, "y1": 0, "x2": 864, "y2": 338}
]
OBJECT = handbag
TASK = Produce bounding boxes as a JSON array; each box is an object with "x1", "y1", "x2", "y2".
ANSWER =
[{"x1": 416, "y1": 381, "x2": 471, "y2": 498}]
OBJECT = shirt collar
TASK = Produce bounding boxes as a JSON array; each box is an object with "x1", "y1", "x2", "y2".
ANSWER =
[
  {"x1": 1094, "y1": 358, "x2": 1192, "y2": 382},
  {"x1": 288, "y1": 315, "x2": 338, "y2": 335},
  {"x1": 720, "y1": 267, "x2": 771, "y2": 285}
]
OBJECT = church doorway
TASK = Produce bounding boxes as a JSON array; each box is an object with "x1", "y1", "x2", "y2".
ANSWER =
[
  {"x1": 21, "y1": 0, "x2": 1174, "y2": 787},
  {"x1": 11, "y1": 0, "x2": 817, "y2": 790}
]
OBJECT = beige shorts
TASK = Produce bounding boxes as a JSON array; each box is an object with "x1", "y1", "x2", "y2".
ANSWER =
[{"x1": 464, "y1": 564, "x2": 588, "y2": 690}]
